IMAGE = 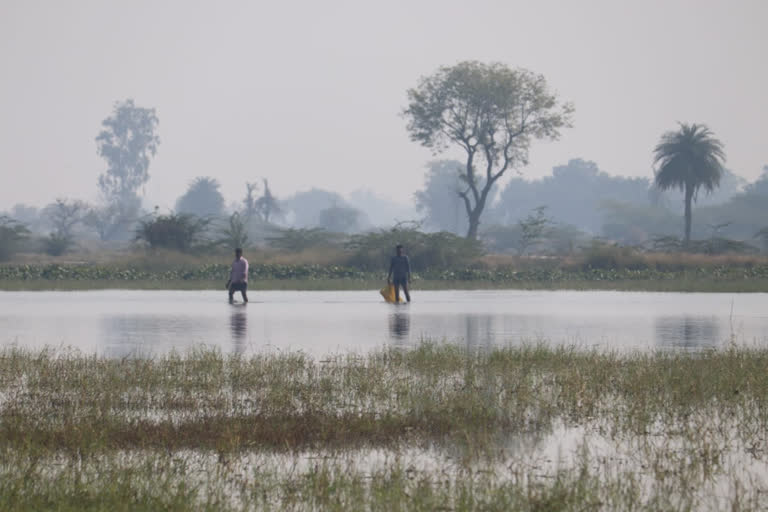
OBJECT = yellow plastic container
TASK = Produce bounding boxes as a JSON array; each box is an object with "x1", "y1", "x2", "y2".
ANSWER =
[{"x1": 379, "y1": 283, "x2": 404, "y2": 304}]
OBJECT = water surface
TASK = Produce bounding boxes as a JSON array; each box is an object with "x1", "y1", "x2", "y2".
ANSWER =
[{"x1": 0, "y1": 290, "x2": 766, "y2": 356}]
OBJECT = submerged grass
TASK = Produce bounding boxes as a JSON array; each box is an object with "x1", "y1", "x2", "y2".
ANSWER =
[
  {"x1": 3, "y1": 343, "x2": 768, "y2": 452},
  {"x1": 3, "y1": 343, "x2": 768, "y2": 509}
]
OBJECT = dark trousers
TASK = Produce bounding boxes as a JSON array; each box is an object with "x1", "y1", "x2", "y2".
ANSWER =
[
  {"x1": 229, "y1": 282, "x2": 248, "y2": 302},
  {"x1": 393, "y1": 277, "x2": 410, "y2": 303}
]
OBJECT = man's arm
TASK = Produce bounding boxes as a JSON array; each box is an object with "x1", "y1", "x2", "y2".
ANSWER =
[
  {"x1": 406, "y1": 256, "x2": 411, "y2": 282},
  {"x1": 387, "y1": 257, "x2": 393, "y2": 282}
]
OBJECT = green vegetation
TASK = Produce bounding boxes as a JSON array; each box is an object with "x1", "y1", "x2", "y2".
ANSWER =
[
  {"x1": 653, "y1": 123, "x2": 726, "y2": 245},
  {"x1": 0, "y1": 216, "x2": 30, "y2": 261},
  {"x1": 135, "y1": 212, "x2": 212, "y2": 251},
  {"x1": 2, "y1": 240, "x2": 768, "y2": 292},
  {"x1": 346, "y1": 223, "x2": 482, "y2": 271},
  {"x1": 3, "y1": 343, "x2": 768, "y2": 510},
  {"x1": 2, "y1": 257, "x2": 768, "y2": 291},
  {"x1": 403, "y1": 61, "x2": 572, "y2": 239}
]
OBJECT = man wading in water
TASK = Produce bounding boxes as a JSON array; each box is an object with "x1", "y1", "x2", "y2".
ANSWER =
[
  {"x1": 226, "y1": 248, "x2": 249, "y2": 303},
  {"x1": 387, "y1": 244, "x2": 411, "y2": 303}
]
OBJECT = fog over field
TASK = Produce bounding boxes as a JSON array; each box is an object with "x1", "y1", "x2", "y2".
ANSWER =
[{"x1": 1, "y1": 0, "x2": 766, "y2": 213}]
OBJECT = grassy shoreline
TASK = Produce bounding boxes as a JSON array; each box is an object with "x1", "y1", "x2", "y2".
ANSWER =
[
  {"x1": 3, "y1": 343, "x2": 768, "y2": 510},
  {"x1": 3, "y1": 258, "x2": 768, "y2": 292},
  {"x1": 1, "y1": 277, "x2": 767, "y2": 292}
]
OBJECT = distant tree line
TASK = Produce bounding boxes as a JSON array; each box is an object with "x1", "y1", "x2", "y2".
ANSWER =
[{"x1": 2, "y1": 60, "x2": 767, "y2": 260}]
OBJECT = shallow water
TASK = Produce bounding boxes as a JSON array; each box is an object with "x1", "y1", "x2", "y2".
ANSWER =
[{"x1": 0, "y1": 289, "x2": 766, "y2": 356}]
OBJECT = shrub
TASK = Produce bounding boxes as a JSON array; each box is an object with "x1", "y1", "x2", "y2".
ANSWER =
[
  {"x1": 346, "y1": 223, "x2": 482, "y2": 271},
  {"x1": 135, "y1": 213, "x2": 211, "y2": 251},
  {"x1": 43, "y1": 233, "x2": 73, "y2": 256},
  {"x1": 580, "y1": 241, "x2": 647, "y2": 270},
  {"x1": 0, "y1": 216, "x2": 30, "y2": 261},
  {"x1": 650, "y1": 236, "x2": 758, "y2": 255}
]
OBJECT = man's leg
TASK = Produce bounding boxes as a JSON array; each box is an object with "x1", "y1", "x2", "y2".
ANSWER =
[
  {"x1": 241, "y1": 283, "x2": 248, "y2": 303},
  {"x1": 393, "y1": 280, "x2": 401, "y2": 303},
  {"x1": 228, "y1": 284, "x2": 235, "y2": 303},
  {"x1": 402, "y1": 282, "x2": 411, "y2": 303}
]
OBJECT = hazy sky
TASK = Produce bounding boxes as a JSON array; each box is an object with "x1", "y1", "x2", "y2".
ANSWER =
[{"x1": 1, "y1": 0, "x2": 766, "y2": 210}]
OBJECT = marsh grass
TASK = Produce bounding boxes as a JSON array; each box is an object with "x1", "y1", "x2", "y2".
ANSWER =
[
  {"x1": 3, "y1": 343, "x2": 768, "y2": 510},
  {"x1": 4, "y1": 343, "x2": 768, "y2": 453}
]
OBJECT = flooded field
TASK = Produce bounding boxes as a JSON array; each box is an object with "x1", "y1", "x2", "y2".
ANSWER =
[
  {"x1": 0, "y1": 289, "x2": 766, "y2": 356},
  {"x1": 4, "y1": 344, "x2": 768, "y2": 510},
  {"x1": 4, "y1": 290, "x2": 768, "y2": 509}
]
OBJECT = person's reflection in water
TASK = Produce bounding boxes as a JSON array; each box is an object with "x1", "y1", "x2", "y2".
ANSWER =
[
  {"x1": 655, "y1": 316, "x2": 719, "y2": 350},
  {"x1": 230, "y1": 309, "x2": 248, "y2": 354},
  {"x1": 388, "y1": 310, "x2": 411, "y2": 344}
]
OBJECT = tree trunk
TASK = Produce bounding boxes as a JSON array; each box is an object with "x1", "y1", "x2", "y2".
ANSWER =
[
  {"x1": 683, "y1": 185, "x2": 693, "y2": 248},
  {"x1": 465, "y1": 195, "x2": 488, "y2": 240},
  {"x1": 466, "y1": 213, "x2": 480, "y2": 240}
]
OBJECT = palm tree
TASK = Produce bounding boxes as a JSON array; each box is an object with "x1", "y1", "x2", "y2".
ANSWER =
[{"x1": 653, "y1": 123, "x2": 725, "y2": 246}]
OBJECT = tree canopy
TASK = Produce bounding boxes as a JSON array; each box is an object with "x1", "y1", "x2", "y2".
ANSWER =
[
  {"x1": 94, "y1": 99, "x2": 159, "y2": 240},
  {"x1": 96, "y1": 99, "x2": 160, "y2": 203},
  {"x1": 403, "y1": 61, "x2": 572, "y2": 239},
  {"x1": 175, "y1": 177, "x2": 225, "y2": 219}
]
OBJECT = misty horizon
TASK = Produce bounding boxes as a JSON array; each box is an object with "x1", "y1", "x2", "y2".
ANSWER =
[{"x1": 1, "y1": 0, "x2": 766, "y2": 212}]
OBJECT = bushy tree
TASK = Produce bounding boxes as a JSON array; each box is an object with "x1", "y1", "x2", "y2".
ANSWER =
[
  {"x1": 0, "y1": 216, "x2": 30, "y2": 261},
  {"x1": 42, "y1": 198, "x2": 88, "y2": 255},
  {"x1": 135, "y1": 211, "x2": 210, "y2": 251},
  {"x1": 175, "y1": 177, "x2": 225, "y2": 218},
  {"x1": 83, "y1": 202, "x2": 136, "y2": 241},
  {"x1": 43, "y1": 199, "x2": 88, "y2": 238},
  {"x1": 403, "y1": 61, "x2": 572, "y2": 239}
]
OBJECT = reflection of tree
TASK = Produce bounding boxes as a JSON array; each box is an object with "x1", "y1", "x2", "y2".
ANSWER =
[
  {"x1": 388, "y1": 311, "x2": 410, "y2": 342},
  {"x1": 230, "y1": 309, "x2": 247, "y2": 354},
  {"x1": 655, "y1": 316, "x2": 719, "y2": 349}
]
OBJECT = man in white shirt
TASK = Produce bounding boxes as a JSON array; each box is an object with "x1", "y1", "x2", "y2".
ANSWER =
[{"x1": 226, "y1": 248, "x2": 249, "y2": 303}]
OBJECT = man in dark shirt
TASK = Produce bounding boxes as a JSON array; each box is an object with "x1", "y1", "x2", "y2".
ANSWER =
[{"x1": 387, "y1": 244, "x2": 411, "y2": 303}]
